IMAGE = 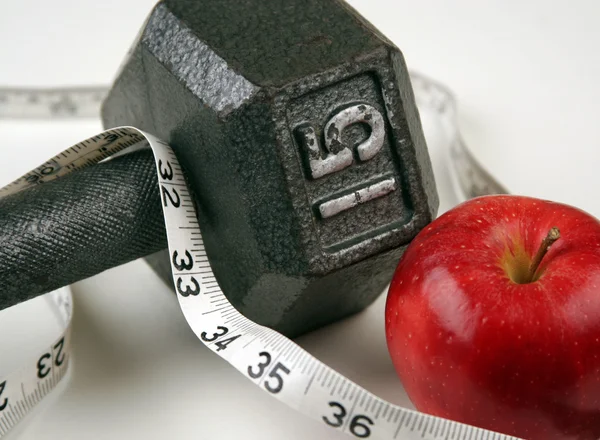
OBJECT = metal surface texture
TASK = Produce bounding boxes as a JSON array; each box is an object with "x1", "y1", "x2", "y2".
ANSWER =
[{"x1": 101, "y1": 0, "x2": 438, "y2": 337}]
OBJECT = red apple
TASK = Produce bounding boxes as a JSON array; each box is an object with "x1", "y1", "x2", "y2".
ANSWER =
[{"x1": 386, "y1": 195, "x2": 600, "y2": 440}]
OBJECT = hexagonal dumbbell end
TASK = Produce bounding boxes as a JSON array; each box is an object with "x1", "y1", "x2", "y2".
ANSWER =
[{"x1": 101, "y1": 0, "x2": 438, "y2": 337}]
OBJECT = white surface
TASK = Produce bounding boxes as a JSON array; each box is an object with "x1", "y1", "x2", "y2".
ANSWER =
[{"x1": 0, "y1": 1, "x2": 599, "y2": 439}]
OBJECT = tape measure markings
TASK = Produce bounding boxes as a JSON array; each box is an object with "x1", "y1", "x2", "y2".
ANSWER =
[
  {"x1": 0, "y1": 289, "x2": 71, "y2": 438},
  {"x1": 0, "y1": 78, "x2": 516, "y2": 439},
  {"x1": 0, "y1": 86, "x2": 106, "y2": 119}
]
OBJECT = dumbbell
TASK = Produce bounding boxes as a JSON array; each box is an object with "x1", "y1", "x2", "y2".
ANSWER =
[{"x1": 1, "y1": 0, "x2": 438, "y2": 338}]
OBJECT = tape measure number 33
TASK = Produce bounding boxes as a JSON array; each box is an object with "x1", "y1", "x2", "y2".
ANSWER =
[{"x1": 0, "y1": 125, "x2": 517, "y2": 440}]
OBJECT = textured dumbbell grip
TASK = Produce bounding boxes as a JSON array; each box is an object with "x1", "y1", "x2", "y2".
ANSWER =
[{"x1": 0, "y1": 149, "x2": 166, "y2": 311}]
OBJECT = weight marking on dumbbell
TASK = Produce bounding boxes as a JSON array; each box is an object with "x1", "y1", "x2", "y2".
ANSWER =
[
  {"x1": 284, "y1": 71, "x2": 422, "y2": 259},
  {"x1": 296, "y1": 104, "x2": 385, "y2": 180},
  {"x1": 318, "y1": 177, "x2": 397, "y2": 219},
  {"x1": 325, "y1": 104, "x2": 385, "y2": 163}
]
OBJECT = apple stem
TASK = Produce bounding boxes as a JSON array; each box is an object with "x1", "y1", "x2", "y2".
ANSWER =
[{"x1": 528, "y1": 227, "x2": 561, "y2": 282}]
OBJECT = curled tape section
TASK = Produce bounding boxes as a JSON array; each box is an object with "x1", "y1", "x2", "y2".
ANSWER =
[
  {"x1": 0, "y1": 119, "x2": 516, "y2": 439},
  {"x1": 409, "y1": 73, "x2": 508, "y2": 201}
]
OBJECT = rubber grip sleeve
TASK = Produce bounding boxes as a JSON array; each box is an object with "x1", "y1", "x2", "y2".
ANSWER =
[{"x1": 0, "y1": 148, "x2": 167, "y2": 310}]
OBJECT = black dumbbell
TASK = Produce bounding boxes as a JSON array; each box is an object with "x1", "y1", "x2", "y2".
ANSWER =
[
  {"x1": 0, "y1": 0, "x2": 437, "y2": 338},
  {"x1": 102, "y1": 0, "x2": 438, "y2": 337}
]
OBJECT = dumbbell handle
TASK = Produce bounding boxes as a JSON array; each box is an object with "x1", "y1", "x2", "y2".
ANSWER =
[{"x1": 0, "y1": 149, "x2": 165, "y2": 311}]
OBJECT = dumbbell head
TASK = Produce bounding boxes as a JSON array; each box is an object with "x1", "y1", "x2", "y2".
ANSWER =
[{"x1": 101, "y1": 0, "x2": 438, "y2": 337}]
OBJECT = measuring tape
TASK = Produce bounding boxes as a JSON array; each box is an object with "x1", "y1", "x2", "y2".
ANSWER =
[
  {"x1": 0, "y1": 288, "x2": 71, "y2": 437},
  {"x1": 0, "y1": 76, "x2": 514, "y2": 440}
]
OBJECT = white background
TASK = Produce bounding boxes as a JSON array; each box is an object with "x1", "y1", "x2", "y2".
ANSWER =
[{"x1": 0, "y1": 0, "x2": 599, "y2": 439}]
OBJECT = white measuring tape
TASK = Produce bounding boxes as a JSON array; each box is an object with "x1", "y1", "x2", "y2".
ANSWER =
[
  {"x1": 0, "y1": 75, "x2": 514, "y2": 440},
  {"x1": 0, "y1": 288, "x2": 71, "y2": 437}
]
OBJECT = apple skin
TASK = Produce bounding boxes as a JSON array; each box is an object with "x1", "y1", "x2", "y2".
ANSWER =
[{"x1": 385, "y1": 195, "x2": 600, "y2": 440}]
